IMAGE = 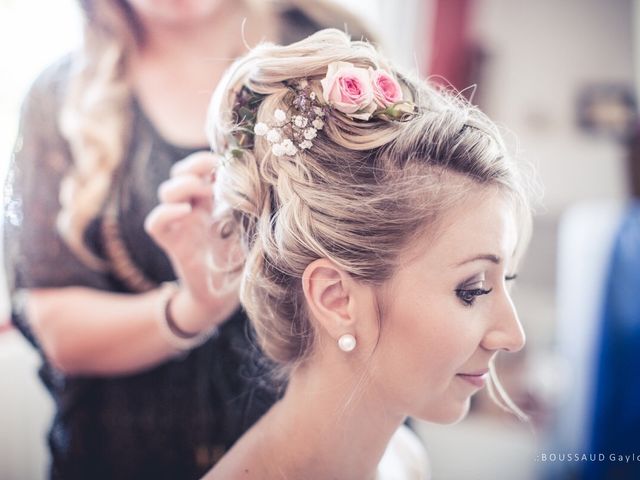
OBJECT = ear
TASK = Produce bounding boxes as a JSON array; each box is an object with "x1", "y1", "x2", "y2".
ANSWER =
[{"x1": 302, "y1": 258, "x2": 369, "y2": 342}]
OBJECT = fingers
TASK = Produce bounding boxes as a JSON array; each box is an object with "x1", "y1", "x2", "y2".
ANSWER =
[
  {"x1": 158, "y1": 175, "x2": 213, "y2": 204},
  {"x1": 170, "y1": 151, "x2": 219, "y2": 179},
  {"x1": 144, "y1": 202, "x2": 192, "y2": 238}
]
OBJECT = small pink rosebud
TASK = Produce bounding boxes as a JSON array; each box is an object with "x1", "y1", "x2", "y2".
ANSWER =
[{"x1": 371, "y1": 69, "x2": 403, "y2": 107}]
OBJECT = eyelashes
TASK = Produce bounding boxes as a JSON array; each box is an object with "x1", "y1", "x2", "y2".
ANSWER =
[
  {"x1": 455, "y1": 287, "x2": 493, "y2": 306},
  {"x1": 455, "y1": 274, "x2": 518, "y2": 307}
]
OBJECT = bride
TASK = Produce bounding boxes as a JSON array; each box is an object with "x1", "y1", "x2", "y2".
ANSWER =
[{"x1": 153, "y1": 28, "x2": 532, "y2": 479}]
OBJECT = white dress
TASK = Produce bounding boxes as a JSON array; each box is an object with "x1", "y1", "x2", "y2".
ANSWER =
[{"x1": 376, "y1": 425, "x2": 430, "y2": 479}]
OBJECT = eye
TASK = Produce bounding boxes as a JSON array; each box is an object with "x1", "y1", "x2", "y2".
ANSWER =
[
  {"x1": 455, "y1": 286, "x2": 493, "y2": 307},
  {"x1": 455, "y1": 275, "x2": 492, "y2": 307}
]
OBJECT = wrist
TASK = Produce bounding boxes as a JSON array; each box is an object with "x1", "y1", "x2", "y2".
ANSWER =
[
  {"x1": 155, "y1": 283, "x2": 218, "y2": 352},
  {"x1": 169, "y1": 287, "x2": 216, "y2": 336}
]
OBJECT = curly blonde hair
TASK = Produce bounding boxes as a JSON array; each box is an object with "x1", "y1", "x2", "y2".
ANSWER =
[{"x1": 58, "y1": 0, "x2": 140, "y2": 269}]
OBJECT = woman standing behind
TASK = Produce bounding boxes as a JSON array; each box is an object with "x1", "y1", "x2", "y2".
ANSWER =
[{"x1": 3, "y1": 1, "x2": 373, "y2": 478}]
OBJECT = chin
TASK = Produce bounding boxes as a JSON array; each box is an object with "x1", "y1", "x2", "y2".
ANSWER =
[
  {"x1": 140, "y1": 0, "x2": 225, "y2": 25},
  {"x1": 415, "y1": 397, "x2": 471, "y2": 425}
]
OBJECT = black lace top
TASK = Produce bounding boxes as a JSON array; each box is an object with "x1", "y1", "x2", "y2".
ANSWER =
[{"x1": 4, "y1": 53, "x2": 283, "y2": 479}]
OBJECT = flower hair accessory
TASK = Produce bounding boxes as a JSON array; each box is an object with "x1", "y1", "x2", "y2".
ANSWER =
[
  {"x1": 254, "y1": 83, "x2": 327, "y2": 157},
  {"x1": 321, "y1": 61, "x2": 416, "y2": 121},
  {"x1": 245, "y1": 63, "x2": 416, "y2": 159}
]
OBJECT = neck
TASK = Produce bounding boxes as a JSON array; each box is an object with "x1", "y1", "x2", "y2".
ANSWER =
[
  {"x1": 136, "y1": 2, "x2": 249, "y2": 62},
  {"x1": 259, "y1": 355, "x2": 406, "y2": 479},
  {"x1": 128, "y1": 2, "x2": 277, "y2": 147}
]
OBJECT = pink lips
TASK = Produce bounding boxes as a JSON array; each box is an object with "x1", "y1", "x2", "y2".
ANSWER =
[{"x1": 456, "y1": 369, "x2": 489, "y2": 388}]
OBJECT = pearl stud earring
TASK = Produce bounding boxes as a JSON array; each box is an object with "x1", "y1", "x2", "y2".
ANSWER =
[{"x1": 338, "y1": 333, "x2": 356, "y2": 352}]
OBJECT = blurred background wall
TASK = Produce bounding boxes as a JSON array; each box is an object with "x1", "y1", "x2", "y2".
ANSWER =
[
  {"x1": 416, "y1": 1, "x2": 636, "y2": 479},
  {"x1": 0, "y1": 0, "x2": 636, "y2": 478}
]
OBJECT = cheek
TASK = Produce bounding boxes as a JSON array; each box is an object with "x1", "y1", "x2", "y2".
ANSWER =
[{"x1": 371, "y1": 293, "x2": 481, "y2": 413}]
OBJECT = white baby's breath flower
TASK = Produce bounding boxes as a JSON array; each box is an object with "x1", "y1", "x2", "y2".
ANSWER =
[
  {"x1": 266, "y1": 129, "x2": 281, "y2": 143},
  {"x1": 271, "y1": 143, "x2": 285, "y2": 157},
  {"x1": 276, "y1": 140, "x2": 297, "y2": 157},
  {"x1": 313, "y1": 106, "x2": 325, "y2": 117},
  {"x1": 309, "y1": 91, "x2": 317, "y2": 100},
  {"x1": 299, "y1": 140, "x2": 313, "y2": 150},
  {"x1": 254, "y1": 122, "x2": 268, "y2": 136},
  {"x1": 274, "y1": 109, "x2": 287, "y2": 123},
  {"x1": 285, "y1": 143, "x2": 298, "y2": 156},
  {"x1": 312, "y1": 118, "x2": 324, "y2": 129},
  {"x1": 293, "y1": 116, "x2": 308, "y2": 128},
  {"x1": 303, "y1": 127, "x2": 317, "y2": 140}
]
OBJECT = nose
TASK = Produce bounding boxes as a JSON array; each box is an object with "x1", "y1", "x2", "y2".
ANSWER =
[{"x1": 480, "y1": 290, "x2": 526, "y2": 353}]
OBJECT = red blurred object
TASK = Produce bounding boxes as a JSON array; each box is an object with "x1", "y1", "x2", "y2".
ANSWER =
[
  {"x1": 429, "y1": 0, "x2": 474, "y2": 91},
  {"x1": 0, "y1": 318, "x2": 13, "y2": 335}
]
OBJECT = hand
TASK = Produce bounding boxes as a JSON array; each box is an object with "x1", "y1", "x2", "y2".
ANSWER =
[{"x1": 145, "y1": 151, "x2": 241, "y2": 332}]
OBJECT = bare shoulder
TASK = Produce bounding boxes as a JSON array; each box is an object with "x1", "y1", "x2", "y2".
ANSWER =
[{"x1": 202, "y1": 449, "x2": 262, "y2": 480}]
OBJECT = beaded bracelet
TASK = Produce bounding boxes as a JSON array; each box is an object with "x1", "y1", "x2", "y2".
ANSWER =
[{"x1": 157, "y1": 282, "x2": 218, "y2": 351}]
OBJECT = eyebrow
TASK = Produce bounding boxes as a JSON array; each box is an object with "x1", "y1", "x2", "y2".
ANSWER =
[{"x1": 454, "y1": 253, "x2": 501, "y2": 267}]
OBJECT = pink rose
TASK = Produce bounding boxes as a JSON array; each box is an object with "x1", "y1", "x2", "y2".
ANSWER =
[
  {"x1": 371, "y1": 69, "x2": 403, "y2": 107},
  {"x1": 321, "y1": 61, "x2": 375, "y2": 119}
]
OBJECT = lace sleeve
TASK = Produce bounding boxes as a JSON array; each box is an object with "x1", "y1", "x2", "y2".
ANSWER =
[{"x1": 3, "y1": 58, "x2": 113, "y2": 343}]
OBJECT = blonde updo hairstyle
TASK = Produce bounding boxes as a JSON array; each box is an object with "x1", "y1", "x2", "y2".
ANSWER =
[{"x1": 208, "y1": 29, "x2": 532, "y2": 418}]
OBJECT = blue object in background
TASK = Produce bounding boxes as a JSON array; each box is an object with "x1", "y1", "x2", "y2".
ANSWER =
[{"x1": 585, "y1": 202, "x2": 640, "y2": 479}]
